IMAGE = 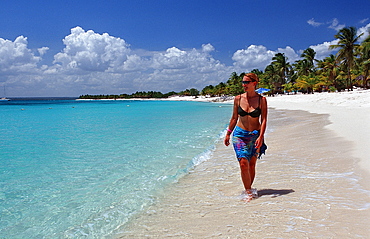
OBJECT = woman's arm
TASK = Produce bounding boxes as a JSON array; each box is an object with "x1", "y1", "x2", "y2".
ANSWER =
[
  {"x1": 224, "y1": 96, "x2": 239, "y2": 146},
  {"x1": 255, "y1": 96, "x2": 267, "y2": 148}
]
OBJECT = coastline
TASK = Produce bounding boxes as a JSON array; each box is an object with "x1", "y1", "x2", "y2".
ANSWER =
[
  {"x1": 154, "y1": 89, "x2": 370, "y2": 175},
  {"x1": 80, "y1": 90, "x2": 370, "y2": 175},
  {"x1": 76, "y1": 95, "x2": 233, "y2": 102},
  {"x1": 114, "y1": 105, "x2": 370, "y2": 238},
  {"x1": 112, "y1": 89, "x2": 370, "y2": 238},
  {"x1": 139, "y1": 89, "x2": 370, "y2": 175}
]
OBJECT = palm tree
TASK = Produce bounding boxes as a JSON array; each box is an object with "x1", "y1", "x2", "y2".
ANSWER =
[
  {"x1": 251, "y1": 69, "x2": 263, "y2": 77},
  {"x1": 300, "y1": 47, "x2": 317, "y2": 73},
  {"x1": 293, "y1": 59, "x2": 312, "y2": 77},
  {"x1": 264, "y1": 64, "x2": 281, "y2": 93},
  {"x1": 357, "y1": 33, "x2": 370, "y2": 87},
  {"x1": 189, "y1": 88, "x2": 199, "y2": 97},
  {"x1": 213, "y1": 82, "x2": 227, "y2": 96},
  {"x1": 226, "y1": 72, "x2": 244, "y2": 95},
  {"x1": 330, "y1": 26, "x2": 363, "y2": 90},
  {"x1": 282, "y1": 82, "x2": 297, "y2": 94},
  {"x1": 295, "y1": 74, "x2": 319, "y2": 94},
  {"x1": 271, "y1": 53, "x2": 293, "y2": 87},
  {"x1": 336, "y1": 67, "x2": 350, "y2": 90},
  {"x1": 317, "y1": 54, "x2": 340, "y2": 90},
  {"x1": 201, "y1": 85, "x2": 215, "y2": 96},
  {"x1": 227, "y1": 72, "x2": 239, "y2": 85}
]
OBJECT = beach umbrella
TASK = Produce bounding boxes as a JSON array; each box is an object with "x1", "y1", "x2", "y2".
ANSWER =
[{"x1": 255, "y1": 88, "x2": 271, "y2": 94}]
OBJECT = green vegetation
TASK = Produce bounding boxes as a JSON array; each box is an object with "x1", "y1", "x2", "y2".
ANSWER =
[
  {"x1": 79, "y1": 89, "x2": 198, "y2": 99},
  {"x1": 79, "y1": 27, "x2": 370, "y2": 99},
  {"x1": 79, "y1": 91, "x2": 177, "y2": 99}
]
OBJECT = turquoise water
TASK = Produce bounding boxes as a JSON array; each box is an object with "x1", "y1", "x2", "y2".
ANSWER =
[{"x1": 0, "y1": 99, "x2": 232, "y2": 238}]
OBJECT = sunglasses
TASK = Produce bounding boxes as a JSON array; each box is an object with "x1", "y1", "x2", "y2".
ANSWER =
[{"x1": 242, "y1": 81, "x2": 256, "y2": 84}]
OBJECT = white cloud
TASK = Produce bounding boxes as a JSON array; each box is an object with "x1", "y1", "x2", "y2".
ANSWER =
[
  {"x1": 202, "y1": 43, "x2": 215, "y2": 53},
  {"x1": 232, "y1": 45, "x2": 299, "y2": 72},
  {"x1": 146, "y1": 45, "x2": 231, "y2": 92},
  {"x1": 49, "y1": 28, "x2": 226, "y2": 93},
  {"x1": 37, "y1": 47, "x2": 49, "y2": 56},
  {"x1": 358, "y1": 23, "x2": 370, "y2": 42},
  {"x1": 308, "y1": 40, "x2": 339, "y2": 60},
  {"x1": 1, "y1": 28, "x2": 231, "y2": 96},
  {"x1": 308, "y1": 17, "x2": 347, "y2": 31},
  {"x1": 120, "y1": 54, "x2": 149, "y2": 72},
  {"x1": 53, "y1": 26, "x2": 131, "y2": 73},
  {"x1": 3, "y1": 23, "x2": 370, "y2": 97},
  {"x1": 328, "y1": 18, "x2": 345, "y2": 31},
  {"x1": 232, "y1": 45, "x2": 275, "y2": 72},
  {"x1": 151, "y1": 45, "x2": 223, "y2": 73},
  {"x1": 360, "y1": 18, "x2": 369, "y2": 24},
  {"x1": 307, "y1": 18, "x2": 323, "y2": 27},
  {"x1": 0, "y1": 36, "x2": 41, "y2": 75},
  {"x1": 151, "y1": 47, "x2": 188, "y2": 70},
  {"x1": 277, "y1": 46, "x2": 299, "y2": 62}
]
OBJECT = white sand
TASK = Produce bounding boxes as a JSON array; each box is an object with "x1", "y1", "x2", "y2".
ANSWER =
[
  {"x1": 266, "y1": 89, "x2": 370, "y2": 174},
  {"x1": 115, "y1": 103, "x2": 370, "y2": 238}
]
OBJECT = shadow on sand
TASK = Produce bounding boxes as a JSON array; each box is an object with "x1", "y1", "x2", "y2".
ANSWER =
[{"x1": 257, "y1": 189, "x2": 295, "y2": 198}]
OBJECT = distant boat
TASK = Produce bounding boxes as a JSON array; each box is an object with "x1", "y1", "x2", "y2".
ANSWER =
[{"x1": 1, "y1": 86, "x2": 10, "y2": 101}]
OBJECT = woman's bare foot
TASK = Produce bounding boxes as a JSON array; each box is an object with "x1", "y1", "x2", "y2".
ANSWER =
[{"x1": 243, "y1": 190, "x2": 253, "y2": 202}]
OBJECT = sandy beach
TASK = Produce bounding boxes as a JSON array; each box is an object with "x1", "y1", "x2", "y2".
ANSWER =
[
  {"x1": 113, "y1": 90, "x2": 370, "y2": 238},
  {"x1": 267, "y1": 89, "x2": 370, "y2": 175},
  {"x1": 170, "y1": 90, "x2": 370, "y2": 174}
]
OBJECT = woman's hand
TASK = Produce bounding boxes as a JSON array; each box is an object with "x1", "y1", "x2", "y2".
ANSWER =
[
  {"x1": 254, "y1": 136, "x2": 264, "y2": 149},
  {"x1": 224, "y1": 134, "x2": 231, "y2": 146}
]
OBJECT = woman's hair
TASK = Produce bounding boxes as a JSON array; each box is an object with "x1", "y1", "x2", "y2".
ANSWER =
[{"x1": 244, "y1": 73, "x2": 259, "y2": 83}]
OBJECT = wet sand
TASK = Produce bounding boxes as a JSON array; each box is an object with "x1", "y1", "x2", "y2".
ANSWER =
[{"x1": 113, "y1": 108, "x2": 370, "y2": 238}]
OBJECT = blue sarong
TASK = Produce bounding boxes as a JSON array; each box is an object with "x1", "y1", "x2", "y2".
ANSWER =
[{"x1": 232, "y1": 126, "x2": 267, "y2": 162}]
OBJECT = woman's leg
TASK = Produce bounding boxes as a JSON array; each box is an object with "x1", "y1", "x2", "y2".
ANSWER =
[
  {"x1": 239, "y1": 156, "x2": 258, "y2": 201},
  {"x1": 239, "y1": 158, "x2": 252, "y2": 193},
  {"x1": 249, "y1": 156, "x2": 257, "y2": 185}
]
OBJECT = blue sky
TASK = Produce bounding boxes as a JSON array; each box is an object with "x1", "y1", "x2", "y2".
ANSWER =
[{"x1": 1, "y1": 0, "x2": 369, "y2": 97}]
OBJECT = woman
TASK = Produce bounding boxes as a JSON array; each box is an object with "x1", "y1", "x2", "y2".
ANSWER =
[{"x1": 224, "y1": 73, "x2": 267, "y2": 202}]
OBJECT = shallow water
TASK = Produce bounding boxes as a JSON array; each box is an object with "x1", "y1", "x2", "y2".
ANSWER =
[{"x1": 0, "y1": 99, "x2": 232, "y2": 238}]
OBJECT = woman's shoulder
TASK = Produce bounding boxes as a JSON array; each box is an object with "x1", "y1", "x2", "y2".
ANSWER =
[
  {"x1": 234, "y1": 94, "x2": 242, "y2": 101},
  {"x1": 260, "y1": 95, "x2": 267, "y2": 106},
  {"x1": 233, "y1": 94, "x2": 242, "y2": 106}
]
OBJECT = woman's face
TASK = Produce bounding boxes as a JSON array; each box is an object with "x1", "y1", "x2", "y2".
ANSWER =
[{"x1": 242, "y1": 76, "x2": 256, "y2": 92}]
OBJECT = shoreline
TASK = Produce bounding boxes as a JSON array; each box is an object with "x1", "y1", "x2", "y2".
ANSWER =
[
  {"x1": 162, "y1": 90, "x2": 370, "y2": 176},
  {"x1": 79, "y1": 89, "x2": 370, "y2": 176},
  {"x1": 153, "y1": 89, "x2": 370, "y2": 176},
  {"x1": 112, "y1": 89, "x2": 370, "y2": 238},
  {"x1": 114, "y1": 106, "x2": 370, "y2": 238}
]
